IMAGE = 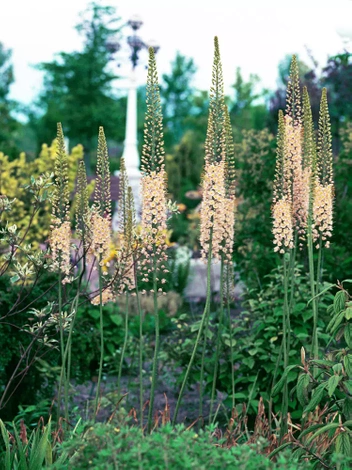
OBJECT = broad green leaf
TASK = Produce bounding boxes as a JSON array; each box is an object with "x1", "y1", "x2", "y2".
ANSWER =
[
  {"x1": 345, "y1": 324, "x2": 352, "y2": 349},
  {"x1": 110, "y1": 314, "x2": 122, "y2": 326},
  {"x1": 345, "y1": 307, "x2": 352, "y2": 321},
  {"x1": 334, "y1": 290, "x2": 347, "y2": 314},
  {"x1": 87, "y1": 310, "x2": 100, "y2": 320},
  {"x1": 336, "y1": 432, "x2": 351, "y2": 457},
  {"x1": 304, "y1": 384, "x2": 326, "y2": 414},
  {"x1": 272, "y1": 365, "x2": 299, "y2": 397},
  {"x1": 297, "y1": 373, "x2": 310, "y2": 406},
  {"x1": 328, "y1": 310, "x2": 345, "y2": 334},
  {"x1": 327, "y1": 375, "x2": 342, "y2": 397},
  {"x1": 343, "y1": 397, "x2": 352, "y2": 421},
  {"x1": 344, "y1": 355, "x2": 352, "y2": 377}
]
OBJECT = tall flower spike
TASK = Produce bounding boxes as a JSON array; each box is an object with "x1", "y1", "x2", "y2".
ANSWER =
[
  {"x1": 76, "y1": 160, "x2": 90, "y2": 248},
  {"x1": 52, "y1": 123, "x2": 70, "y2": 223},
  {"x1": 141, "y1": 47, "x2": 165, "y2": 175},
  {"x1": 200, "y1": 37, "x2": 228, "y2": 262},
  {"x1": 222, "y1": 107, "x2": 236, "y2": 264},
  {"x1": 140, "y1": 47, "x2": 168, "y2": 287},
  {"x1": 272, "y1": 112, "x2": 294, "y2": 253},
  {"x1": 224, "y1": 106, "x2": 236, "y2": 200},
  {"x1": 273, "y1": 110, "x2": 286, "y2": 205},
  {"x1": 50, "y1": 123, "x2": 71, "y2": 281},
  {"x1": 94, "y1": 127, "x2": 111, "y2": 218},
  {"x1": 303, "y1": 87, "x2": 316, "y2": 235},
  {"x1": 313, "y1": 88, "x2": 334, "y2": 248},
  {"x1": 116, "y1": 159, "x2": 135, "y2": 293},
  {"x1": 118, "y1": 158, "x2": 129, "y2": 233},
  {"x1": 302, "y1": 86, "x2": 316, "y2": 172},
  {"x1": 91, "y1": 127, "x2": 112, "y2": 281},
  {"x1": 317, "y1": 88, "x2": 333, "y2": 187},
  {"x1": 285, "y1": 55, "x2": 302, "y2": 125},
  {"x1": 204, "y1": 36, "x2": 226, "y2": 166}
]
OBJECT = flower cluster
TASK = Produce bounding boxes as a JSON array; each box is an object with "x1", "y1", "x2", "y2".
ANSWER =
[
  {"x1": 91, "y1": 210, "x2": 111, "y2": 268},
  {"x1": 139, "y1": 47, "x2": 169, "y2": 291},
  {"x1": 200, "y1": 161, "x2": 226, "y2": 261},
  {"x1": 91, "y1": 286, "x2": 114, "y2": 306},
  {"x1": 272, "y1": 199, "x2": 294, "y2": 254},
  {"x1": 313, "y1": 181, "x2": 333, "y2": 248},
  {"x1": 116, "y1": 161, "x2": 136, "y2": 294},
  {"x1": 49, "y1": 218, "x2": 71, "y2": 280},
  {"x1": 140, "y1": 169, "x2": 168, "y2": 285},
  {"x1": 313, "y1": 88, "x2": 334, "y2": 248},
  {"x1": 49, "y1": 123, "x2": 72, "y2": 282}
]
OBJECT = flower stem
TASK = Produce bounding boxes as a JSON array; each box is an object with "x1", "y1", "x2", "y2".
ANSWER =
[
  {"x1": 209, "y1": 256, "x2": 225, "y2": 423},
  {"x1": 62, "y1": 293, "x2": 79, "y2": 426},
  {"x1": 117, "y1": 293, "x2": 129, "y2": 396},
  {"x1": 280, "y1": 254, "x2": 290, "y2": 441},
  {"x1": 134, "y1": 259, "x2": 144, "y2": 428},
  {"x1": 307, "y1": 227, "x2": 318, "y2": 362},
  {"x1": 94, "y1": 260, "x2": 104, "y2": 417},
  {"x1": 57, "y1": 269, "x2": 66, "y2": 425},
  {"x1": 147, "y1": 258, "x2": 159, "y2": 432},
  {"x1": 173, "y1": 240, "x2": 213, "y2": 425},
  {"x1": 226, "y1": 268, "x2": 235, "y2": 411}
]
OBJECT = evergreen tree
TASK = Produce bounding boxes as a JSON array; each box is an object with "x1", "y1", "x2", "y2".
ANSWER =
[
  {"x1": 161, "y1": 52, "x2": 197, "y2": 150},
  {"x1": 0, "y1": 42, "x2": 19, "y2": 159},
  {"x1": 29, "y1": 2, "x2": 124, "y2": 171}
]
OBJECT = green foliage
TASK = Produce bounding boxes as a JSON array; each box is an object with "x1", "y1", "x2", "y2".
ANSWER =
[
  {"x1": 52, "y1": 422, "x2": 311, "y2": 470},
  {"x1": 0, "y1": 418, "x2": 53, "y2": 470},
  {"x1": 230, "y1": 68, "x2": 269, "y2": 131},
  {"x1": 279, "y1": 281, "x2": 352, "y2": 466},
  {"x1": 233, "y1": 127, "x2": 277, "y2": 287},
  {"x1": 0, "y1": 272, "x2": 58, "y2": 421},
  {"x1": 161, "y1": 52, "x2": 197, "y2": 149},
  {"x1": 0, "y1": 42, "x2": 19, "y2": 159}
]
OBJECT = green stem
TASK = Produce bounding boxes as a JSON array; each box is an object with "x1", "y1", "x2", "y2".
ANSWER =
[
  {"x1": 94, "y1": 260, "x2": 104, "y2": 417},
  {"x1": 199, "y1": 296, "x2": 211, "y2": 419},
  {"x1": 173, "y1": 241, "x2": 213, "y2": 425},
  {"x1": 280, "y1": 254, "x2": 290, "y2": 441},
  {"x1": 117, "y1": 293, "x2": 129, "y2": 396},
  {"x1": 57, "y1": 270, "x2": 66, "y2": 425},
  {"x1": 209, "y1": 257, "x2": 225, "y2": 423},
  {"x1": 226, "y1": 268, "x2": 235, "y2": 411},
  {"x1": 288, "y1": 231, "x2": 298, "y2": 319},
  {"x1": 269, "y1": 340, "x2": 283, "y2": 434},
  {"x1": 61, "y1": 293, "x2": 80, "y2": 426},
  {"x1": 147, "y1": 257, "x2": 159, "y2": 432},
  {"x1": 316, "y1": 237, "x2": 323, "y2": 315},
  {"x1": 307, "y1": 227, "x2": 318, "y2": 361},
  {"x1": 134, "y1": 258, "x2": 144, "y2": 429}
]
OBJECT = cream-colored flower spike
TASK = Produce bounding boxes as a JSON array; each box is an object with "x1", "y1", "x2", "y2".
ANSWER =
[
  {"x1": 200, "y1": 160, "x2": 226, "y2": 261},
  {"x1": 49, "y1": 123, "x2": 71, "y2": 283},
  {"x1": 313, "y1": 88, "x2": 334, "y2": 248},
  {"x1": 272, "y1": 199, "x2": 294, "y2": 254}
]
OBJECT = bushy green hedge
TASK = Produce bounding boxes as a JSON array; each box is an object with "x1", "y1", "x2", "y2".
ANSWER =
[{"x1": 52, "y1": 423, "x2": 313, "y2": 470}]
